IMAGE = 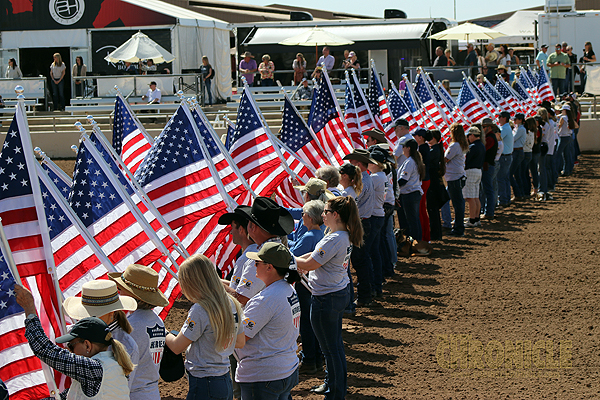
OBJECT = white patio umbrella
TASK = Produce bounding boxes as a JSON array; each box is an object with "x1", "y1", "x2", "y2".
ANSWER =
[
  {"x1": 104, "y1": 31, "x2": 175, "y2": 64},
  {"x1": 429, "y1": 22, "x2": 507, "y2": 42},
  {"x1": 279, "y1": 27, "x2": 354, "y2": 67}
]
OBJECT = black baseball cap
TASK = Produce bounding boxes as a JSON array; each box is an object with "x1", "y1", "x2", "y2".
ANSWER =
[{"x1": 55, "y1": 317, "x2": 112, "y2": 345}]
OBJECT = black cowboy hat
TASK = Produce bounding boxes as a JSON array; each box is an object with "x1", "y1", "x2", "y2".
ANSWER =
[
  {"x1": 237, "y1": 197, "x2": 294, "y2": 236},
  {"x1": 218, "y1": 205, "x2": 252, "y2": 226},
  {"x1": 342, "y1": 148, "x2": 376, "y2": 165}
]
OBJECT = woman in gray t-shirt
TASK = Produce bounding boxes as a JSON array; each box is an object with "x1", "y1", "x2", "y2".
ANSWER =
[
  {"x1": 166, "y1": 255, "x2": 244, "y2": 400},
  {"x1": 296, "y1": 196, "x2": 364, "y2": 400}
]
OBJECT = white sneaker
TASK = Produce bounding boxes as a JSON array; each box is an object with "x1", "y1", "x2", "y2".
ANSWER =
[{"x1": 465, "y1": 221, "x2": 477, "y2": 228}]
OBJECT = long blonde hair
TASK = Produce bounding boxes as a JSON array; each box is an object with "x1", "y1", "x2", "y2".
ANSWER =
[
  {"x1": 53, "y1": 53, "x2": 63, "y2": 66},
  {"x1": 109, "y1": 338, "x2": 135, "y2": 376},
  {"x1": 178, "y1": 255, "x2": 243, "y2": 351}
]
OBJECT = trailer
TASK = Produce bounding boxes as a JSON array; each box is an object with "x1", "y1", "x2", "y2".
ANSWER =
[{"x1": 538, "y1": 10, "x2": 600, "y2": 52}]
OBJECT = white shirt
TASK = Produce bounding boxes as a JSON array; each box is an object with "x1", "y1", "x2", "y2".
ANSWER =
[{"x1": 144, "y1": 88, "x2": 161, "y2": 103}]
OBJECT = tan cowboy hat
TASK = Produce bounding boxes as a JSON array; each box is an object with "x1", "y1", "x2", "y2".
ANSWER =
[
  {"x1": 63, "y1": 280, "x2": 137, "y2": 320},
  {"x1": 294, "y1": 178, "x2": 335, "y2": 201},
  {"x1": 108, "y1": 264, "x2": 170, "y2": 308}
]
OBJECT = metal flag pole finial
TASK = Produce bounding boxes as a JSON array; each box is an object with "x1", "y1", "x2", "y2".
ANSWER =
[{"x1": 114, "y1": 85, "x2": 122, "y2": 96}]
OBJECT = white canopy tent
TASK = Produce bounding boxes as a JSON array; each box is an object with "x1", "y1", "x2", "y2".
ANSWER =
[{"x1": 490, "y1": 11, "x2": 539, "y2": 44}]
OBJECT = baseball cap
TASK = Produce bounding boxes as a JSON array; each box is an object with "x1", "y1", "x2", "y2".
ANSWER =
[
  {"x1": 467, "y1": 127, "x2": 481, "y2": 137},
  {"x1": 541, "y1": 44, "x2": 548, "y2": 49},
  {"x1": 55, "y1": 317, "x2": 112, "y2": 345},
  {"x1": 247, "y1": 242, "x2": 295, "y2": 270},
  {"x1": 294, "y1": 178, "x2": 334, "y2": 199},
  {"x1": 392, "y1": 118, "x2": 409, "y2": 128}
]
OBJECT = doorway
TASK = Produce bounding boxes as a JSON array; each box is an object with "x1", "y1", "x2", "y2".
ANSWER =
[{"x1": 20, "y1": 47, "x2": 71, "y2": 109}]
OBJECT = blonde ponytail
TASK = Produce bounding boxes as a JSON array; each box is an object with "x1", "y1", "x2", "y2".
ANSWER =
[
  {"x1": 113, "y1": 310, "x2": 133, "y2": 334},
  {"x1": 110, "y1": 338, "x2": 135, "y2": 376}
]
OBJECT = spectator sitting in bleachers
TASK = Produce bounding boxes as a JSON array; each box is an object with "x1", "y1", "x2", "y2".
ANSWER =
[{"x1": 295, "y1": 78, "x2": 313, "y2": 100}]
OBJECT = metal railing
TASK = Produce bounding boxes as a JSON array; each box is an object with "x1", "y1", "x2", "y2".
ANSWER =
[{"x1": 236, "y1": 67, "x2": 370, "y2": 87}]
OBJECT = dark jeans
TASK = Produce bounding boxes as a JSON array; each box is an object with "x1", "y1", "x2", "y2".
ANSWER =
[
  {"x1": 203, "y1": 79, "x2": 213, "y2": 105},
  {"x1": 187, "y1": 372, "x2": 232, "y2": 400},
  {"x1": 510, "y1": 149, "x2": 525, "y2": 197},
  {"x1": 296, "y1": 282, "x2": 322, "y2": 366},
  {"x1": 480, "y1": 164, "x2": 496, "y2": 217},
  {"x1": 521, "y1": 152, "x2": 533, "y2": 195},
  {"x1": 497, "y1": 154, "x2": 513, "y2": 205},
  {"x1": 546, "y1": 153, "x2": 556, "y2": 190},
  {"x1": 261, "y1": 78, "x2": 274, "y2": 86},
  {"x1": 51, "y1": 79, "x2": 65, "y2": 110},
  {"x1": 573, "y1": 128, "x2": 581, "y2": 159},
  {"x1": 74, "y1": 81, "x2": 84, "y2": 97},
  {"x1": 538, "y1": 153, "x2": 548, "y2": 193},
  {"x1": 350, "y1": 218, "x2": 373, "y2": 303},
  {"x1": 380, "y1": 210, "x2": 397, "y2": 277},
  {"x1": 551, "y1": 78, "x2": 565, "y2": 97},
  {"x1": 555, "y1": 135, "x2": 574, "y2": 176},
  {"x1": 400, "y1": 191, "x2": 422, "y2": 241},
  {"x1": 239, "y1": 369, "x2": 299, "y2": 400},
  {"x1": 447, "y1": 179, "x2": 464, "y2": 235},
  {"x1": 529, "y1": 152, "x2": 540, "y2": 192},
  {"x1": 311, "y1": 285, "x2": 351, "y2": 400},
  {"x1": 369, "y1": 215, "x2": 384, "y2": 294}
]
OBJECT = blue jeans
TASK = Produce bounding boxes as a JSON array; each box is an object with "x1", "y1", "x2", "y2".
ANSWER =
[
  {"x1": 369, "y1": 215, "x2": 385, "y2": 294},
  {"x1": 188, "y1": 372, "x2": 232, "y2": 400},
  {"x1": 441, "y1": 200, "x2": 451, "y2": 228},
  {"x1": 521, "y1": 152, "x2": 532, "y2": 195},
  {"x1": 400, "y1": 191, "x2": 422, "y2": 241},
  {"x1": 203, "y1": 79, "x2": 213, "y2": 105},
  {"x1": 480, "y1": 164, "x2": 496, "y2": 217},
  {"x1": 446, "y1": 179, "x2": 464, "y2": 235},
  {"x1": 239, "y1": 369, "x2": 298, "y2": 400},
  {"x1": 538, "y1": 153, "x2": 548, "y2": 193},
  {"x1": 50, "y1": 79, "x2": 65, "y2": 110},
  {"x1": 552, "y1": 78, "x2": 565, "y2": 97},
  {"x1": 350, "y1": 218, "x2": 373, "y2": 303},
  {"x1": 497, "y1": 154, "x2": 513, "y2": 205},
  {"x1": 296, "y1": 282, "x2": 321, "y2": 366},
  {"x1": 510, "y1": 149, "x2": 525, "y2": 197},
  {"x1": 311, "y1": 286, "x2": 351, "y2": 400},
  {"x1": 555, "y1": 135, "x2": 574, "y2": 176},
  {"x1": 381, "y1": 211, "x2": 397, "y2": 277}
]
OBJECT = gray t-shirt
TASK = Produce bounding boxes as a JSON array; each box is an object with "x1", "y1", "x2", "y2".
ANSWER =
[
  {"x1": 235, "y1": 279, "x2": 300, "y2": 383},
  {"x1": 342, "y1": 186, "x2": 357, "y2": 199},
  {"x1": 308, "y1": 231, "x2": 352, "y2": 296},
  {"x1": 111, "y1": 324, "x2": 139, "y2": 390},
  {"x1": 355, "y1": 171, "x2": 374, "y2": 219},
  {"x1": 444, "y1": 142, "x2": 466, "y2": 182},
  {"x1": 229, "y1": 243, "x2": 262, "y2": 300},
  {"x1": 127, "y1": 309, "x2": 166, "y2": 400},
  {"x1": 182, "y1": 298, "x2": 242, "y2": 378},
  {"x1": 370, "y1": 171, "x2": 387, "y2": 217}
]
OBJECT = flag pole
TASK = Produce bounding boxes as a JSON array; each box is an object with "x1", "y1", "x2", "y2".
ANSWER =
[
  {"x1": 419, "y1": 68, "x2": 452, "y2": 127},
  {"x1": 404, "y1": 75, "x2": 441, "y2": 131},
  {"x1": 83, "y1": 118, "x2": 190, "y2": 259},
  {"x1": 350, "y1": 69, "x2": 378, "y2": 127},
  {"x1": 321, "y1": 66, "x2": 353, "y2": 145},
  {"x1": 0, "y1": 218, "x2": 19, "y2": 282},
  {"x1": 77, "y1": 132, "x2": 180, "y2": 277},
  {"x1": 275, "y1": 80, "x2": 330, "y2": 167}
]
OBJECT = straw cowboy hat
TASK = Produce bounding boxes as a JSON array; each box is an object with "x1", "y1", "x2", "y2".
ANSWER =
[
  {"x1": 342, "y1": 148, "x2": 376, "y2": 165},
  {"x1": 294, "y1": 178, "x2": 335, "y2": 201},
  {"x1": 63, "y1": 280, "x2": 137, "y2": 320},
  {"x1": 109, "y1": 264, "x2": 170, "y2": 308}
]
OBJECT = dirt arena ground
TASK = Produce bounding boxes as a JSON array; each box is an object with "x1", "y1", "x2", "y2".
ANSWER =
[{"x1": 56, "y1": 153, "x2": 600, "y2": 399}]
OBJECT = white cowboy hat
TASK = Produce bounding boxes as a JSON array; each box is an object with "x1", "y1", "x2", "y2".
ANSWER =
[{"x1": 63, "y1": 280, "x2": 137, "y2": 320}]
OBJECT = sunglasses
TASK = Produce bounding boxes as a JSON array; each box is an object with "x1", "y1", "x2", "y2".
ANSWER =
[
  {"x1": 67, "y1": 339, "x2": 85, "y2": 352},
  {"x1": 323, "y1": 209, "x2": 335, "y2": 214}
]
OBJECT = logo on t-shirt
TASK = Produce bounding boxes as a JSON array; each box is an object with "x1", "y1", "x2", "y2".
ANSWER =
[
  {"x1": 186, "y1": 317, "x2": 196, "y2": 331},
  {"x1": 342, "y1": 245, "x2": 353, "y2": 270},
  {"x1": 244, "y1": 318, "x2": 255, "y2": 330},
  {"x1": 287, "y1": 293, "x2": 301, "y2": 329},
  {"x1": 147, "y1": 324, "x2": 166, "y2": 365},
  {"x1": 241, "y1": 278, "x2": 253, "y2": 288},
  {"x1": 317, "y1": 247, "x2": 326, "y2": 258}
]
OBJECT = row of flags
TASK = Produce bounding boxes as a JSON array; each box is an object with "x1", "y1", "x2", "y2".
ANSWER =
[{"x1": 0, "y1": 62, "x2": 554, "y2": 399}]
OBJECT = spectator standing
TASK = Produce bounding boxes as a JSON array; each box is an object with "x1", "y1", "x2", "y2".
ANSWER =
[
  {"x1": 479, "y1": 118, "x2": 499, "y2": 219},
  {"x1": 200, "y1": 55, "x2": 214, "y2": 106},
  {"x1": 497, "y1": 111, "x2": 514, "y2": 207},
  {"x1": 109, "y1": 265, "x2": 170, "y2": 400},
  {"x1": 5, "y1": 58, "x2": 22, "y2": 79},
  {"x1": 339, "y1": 163, "x2": 362, "y2": 199},
  {"x1": 426, "y1": 130, "x2": 447, "y2": 241},
  {"x1": 565, "y1": 46, "x2": 577, "y2": 93},
  {"x1": 464, "y1": 44, "x2": 477, "y2": 67},
  {"x1": 258, "y1": 54, "x2": 275, "y2": 86},
  {"x1": 398, "y1": 139, "x2": 425, "y2": 240},
  {"x1": 293, "y1": 53, "x2": 307, "y2": 85},
  {"x1": 475, "y1": 48, "x2": 486, "y2": 74},
  {"x1": 464, "y1": 127, "x2": 486, "y2": 227},
  {"x1": 316, "y1": 165, "x2": 343, "y2": 196},
  {"x1": 485, "y1": 44, "x2": 499, "y2": 80},
  {"x1": 343, "y1": 51, "x2": 360, "y2": 70},
  {"x1": 441, "y1": 80, "x2": 452, "y2": 96},
  {"x1": 432, "y1": 47, "x2": 448, "y2": 67},
  {"x1": 392, "y1": 118, "x2": 414, "y2": 165},
  {"x1": 510, "y1": 113, "x2": 527, "y2": 200},
  {"x1": 547, "y1": 43, "x2": 570, "y2": 96},
  {"x1": 536, "y1": 44, "x2": 549, "y2": 71},
  {"x1": 50, "y1": 53, "x2": 66, "y2": 111},
  {"x1": 239, "y1": 52, "x2": 258, "y2": 86},
  {"x1": 498, "y1": 45, "x2": 511, "y2": 68},
  {"x1": 445, "y1": 49, "x2": 456, "y2": 66},
  {"x1": 445, "y1": 123, "x2": 469, "y2": 237},
  {"x1": 367, "y1": 146, "x2": 389, "y2": 296},
  {"x1": 509, "y1": 48, "x2": 520, "y2": 66},
  {"x1": 536, "y1": 108, "x2": 551, "y2": 201},
  {"x1": 317, "y1": 47, "x2": 335, "y2": 71},
  {"x1": 72, "y1": 56, "x2": 87, "y2": 98},
  {"x1": 580, "y1": 41, "x2": 596, "y2": 93},
  {"x1": 522, "y1": 117, "x2": 537, "y2": 197},
  {"x1": 166, "y1": 255, "x2": 245, "y2": 400},
  {"x1": 413, "y1": 128, "x2": 431, "y2": 242},
  {"x1": 555, "y1": 103, "x2": 577, "y2": 176}
]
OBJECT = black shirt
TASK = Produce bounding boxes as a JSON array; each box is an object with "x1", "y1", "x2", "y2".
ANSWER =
[
  {"x1": 465, "y1": 140, "x2": 486, "y2": 170},
  {"x1": 200, "y1": 64, "x2": 214, "y2": 79},
  {"x1": 418, "y1": 143, "x2": 430, "y2": 182},
  {"x1": 428, "y1": 143, "x2": 443, "y2": 179},
  {"x1": 433, "y1": 54, "x2": 448, "y2": 67}
]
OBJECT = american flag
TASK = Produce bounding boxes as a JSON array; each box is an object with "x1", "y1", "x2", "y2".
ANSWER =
[
  {"x1": 495, "y1": 79, "x2": 522, "y2": 116},
  {"x1": 280, "y1": 96, "x2": 329, "y2": 170},
  {"x1": 484, "y1": 80, "x2": 512, "y2": 114},
  {"x1": 423, "y1": 73, "x2": 452, "y2": 125},
  {"x1": 273, "y1": 138, "x2": 315, "y2": 208},
  {"x1": 468, "y1": 79, "x2": 495, "y2": 116},
  {"x1": 229, "y1": 88, "x2": 289, "y2": 196},
  {"x1": 224, "y1": 119, "x2": 235, "y2": 151},
  {"x1": 37, "y1": 167, "x2": 113, "y2": 299},
  {"x1": 536, "y1": 66, "x2": 555, "y2": 102},
  {"x1": 437, "y1": 81, "x2": 468, "y2": 125},
  {"x1": 457, "y1": 79, "x2": 486, "y2": 123},
  {"x1": 41, "y1": 159, "x2": 71, "y2": 199},
  {"x1": 402, "y1": 82, "x2": 431, "y2": 128},
  {"x1": 308, "y1": 73, "x2": 353, "y2": 167},
  {"x1": 524, "y1": 68, "x2": 542, "y2": 104},
  {"x1": 515, "y1": 76, "x2": 537, "y2": 116},
  {"x1": 387, "y1": 84, "x2": 417, "y2": 130},
  {"x1": 343, "y1": 78, "x2": 366, "y2": 149},
  {"x1": 473, "y1": 80, "x2": 500, "y2": 114},
  {"x1": 367, "y1": 66, "x2": 397, "y2": 149},
  {"x1": 112, "y1": 94, "x2": 153, "y2": 174},
  {"x1": 348, "y1": 71, "x2": 375, "y2": 145},
  {"x1": 415, "y1": 73, "x2": 448, "y2": 133},
  {"x1": 0, "y1": 106, "x2": 64, "y2": 400}
]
